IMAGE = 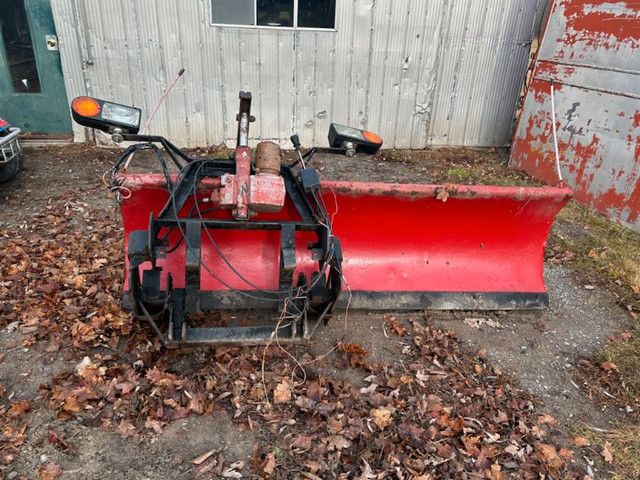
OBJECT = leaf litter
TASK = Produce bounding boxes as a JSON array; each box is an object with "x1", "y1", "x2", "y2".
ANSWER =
[{"x1": 0, "y1": 194, "x2": 588, "y2": 478}]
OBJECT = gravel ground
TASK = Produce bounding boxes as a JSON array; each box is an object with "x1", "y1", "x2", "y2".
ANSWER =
[{"x1": 0, "y1": 143, "x2": 633, "y2": 479}]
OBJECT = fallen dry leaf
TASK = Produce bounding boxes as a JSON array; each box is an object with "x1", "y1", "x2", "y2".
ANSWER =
[
  {"x1": 435, "y1": 188, "x2": 449, "y2": 202},
  {"x1": 357, "y1": 458, "x2": 377, "y2": 480},
  {"x1": 291, "y1": 435, "x2": 312, "y2": 451},
  {"x1": 559, "y1": 447, "x2": 575, "y2": 460},
  {"x1": 325, "y1": 435, "x2": 351, "y2": 451},
  {"x1": 327, "y1": 414, "x2": 343, "y2": 434},
  {"x1": 116, "y1": 419, "x2": 139, "y2": 439},
  {"x1": 537, "y1": 413, "x2": 558, "y2": 428},
  {"x1": 535, "y1": 443, "x2": 564, "y2": 472},
  {"x1": 301, "y1": 472, "x2": 323, "y2": 480},
  {"x1": 607, "y1": 332, "x2": 632, "y2": 344},
  {"x1": 145, "y1": 419, "x2": 165, "y2": 435},
  {"x1": 463, "y1": 318, "x2": 484, "y2": 329},
  {"x1": 486, "y1": 463, "x2": 505, "y2": 480},
  {"x1": 61, "y1": 395, "x2": 83, "y2": 413},
  {"x1": 304, "y1": 460, "x2": 322, "y2": 473},
  {"x1": 464, "y1": 317, "x2": 500, "y2": 329},
  {"x1": 600, "y1": 362, "x2": 619, "y2": 372},
  {"x1": 533, "y1": 321, "x2": 549, "y2": 332},
  {"x1": 222, "y1": 461, "x2": 244, "y2": 478},
  {"x1": 572, "y1": 436, "x2": 590, "y2": 447},
  {"x1": 371, "y1": 408, "x2": 393, "y2": 430},
  {"x1": 262, "y1": 452, "x2": 276, "y2": 477},
  {"x1": 273, "y1": 380, "x2": 292, "y2": 404},
  {"x1": 7, "y1": 400, "x2": 31, "y2": 419},
  {"x1": 38, "y1": 462, "x2": 63, "y2": 480},
  {"x1": 602, "y1": 442, "x2": 614, "y2": 463},
  {"x1": 504, "y1": 444, "x2": 520, "y2": 456}
]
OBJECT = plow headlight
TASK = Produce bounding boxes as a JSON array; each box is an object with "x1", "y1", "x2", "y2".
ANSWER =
[
  {"x1": 328, "y1": 123, "x2": 383, "y2": 154},
  {"x1": 71, "y1": 96, "x2": 141, "y2": 134}
]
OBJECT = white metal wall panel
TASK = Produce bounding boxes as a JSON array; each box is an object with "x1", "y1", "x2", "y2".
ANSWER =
[
  {"x1": 295, "y1": 30, "x2": 339, "y2": 147},
  {"x1": 393, "y1": 0, "x2": 442, "y2": 149},
  {"x1": 52, "y1": 0, "x2": 547, "y2": 148},
  {"x1": 51, "y1": 0, "x2": 88, "y2": 141},
  {"x1": 428, "y1": 0, "x2": 548, "y2": 146}
]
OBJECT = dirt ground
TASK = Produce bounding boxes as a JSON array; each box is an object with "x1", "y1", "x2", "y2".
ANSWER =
[{"x1": 0, "y1": 143, "x2": 633, "y2": 479}]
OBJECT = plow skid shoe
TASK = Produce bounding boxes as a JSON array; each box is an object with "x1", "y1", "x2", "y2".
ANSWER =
[{"x1": 119, "y1": 175, "x2": 571, "y2": 313}]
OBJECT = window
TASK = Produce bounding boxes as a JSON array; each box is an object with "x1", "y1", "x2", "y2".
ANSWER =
[
  {"x1": 0, "y1": 0, "x2": 41, "y2": 93},
  {"x1": 212, "y1": 0, "x2": 336, "y2": 29}
]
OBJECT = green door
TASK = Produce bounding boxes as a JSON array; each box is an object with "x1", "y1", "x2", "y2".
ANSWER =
[{"x1": 0, "y1": 0, "x2": 71, "y2": 135}]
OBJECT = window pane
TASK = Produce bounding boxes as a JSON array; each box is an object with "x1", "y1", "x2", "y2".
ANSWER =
[
  {"x1": 0, "y1": 0, "x2": 41, "y2": 93},
  {"x1": 257, "y1": 0, "x2": 294, "y2": 27},
  {"x1": 298, "y1": 0, "x2": 335, "y2": 29},
  {"x1": 212, "y1": 0, "x2": 255, "y2": 25}
]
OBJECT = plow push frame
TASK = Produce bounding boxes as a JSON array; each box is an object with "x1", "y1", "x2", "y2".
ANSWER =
[
  {"x1": 71, "y1": 92, "x2": 572, "y2": 348},
  {"x1": 114, "y1": 93, "x2": 351, "y2": 347}
]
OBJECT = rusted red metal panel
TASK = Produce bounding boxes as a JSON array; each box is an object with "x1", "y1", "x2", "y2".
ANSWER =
[{"x1": 510, "y1": 0, "x2": 640, "y2": 231}]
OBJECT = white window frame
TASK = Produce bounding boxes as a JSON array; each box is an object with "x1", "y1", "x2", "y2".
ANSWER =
[{"x1": 210, "y1": 0, "x2": 337, "y2": 31}]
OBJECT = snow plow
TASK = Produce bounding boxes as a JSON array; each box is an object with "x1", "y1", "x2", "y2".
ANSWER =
[{"x1": 71, "y1": 92, "x2": 572, "y2": 347}]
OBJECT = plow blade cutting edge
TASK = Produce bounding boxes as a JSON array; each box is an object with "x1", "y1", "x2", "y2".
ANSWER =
[{"x1": 120, "y1": 175, "x2": 572, "y2": 313}]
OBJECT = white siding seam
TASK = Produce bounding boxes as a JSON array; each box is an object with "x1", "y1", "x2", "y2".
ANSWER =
[
  {"x1": 217, "y1": 27, "x2": 229, "y2": 147},
  {"x1": 425, "y1": 0, "x2": 450, "y2": 144}
]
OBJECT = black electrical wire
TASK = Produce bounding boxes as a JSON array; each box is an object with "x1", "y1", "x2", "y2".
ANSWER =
[
  {"x1": 124, "y1": 152, "x2": 336, "y2": 307},
  {"x1": 285, "y1": 147, "x2": 316, "y2": 168},
  {"x1": 165, "y1": 236, "x2": 183, "y2": 254},
  {"x1": 189, "y1": 161, "x2": 308, "y2": 296},
  {"x1": 161, "y1": 200, "x2": 221, "y2": 254},
  {"x1": 168, "y1": 160, "x2": 286, "y2": 303},
  {"x1": 110, "y1": 142, "x2": 173, "y2": 194},
  {"x1": 189, "y1": 160, "x2": 335, "y2": 297}
]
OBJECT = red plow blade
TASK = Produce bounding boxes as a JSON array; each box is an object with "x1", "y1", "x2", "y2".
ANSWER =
[{"x1": 120, "y1": 175, "x2": 572, "y2": 311}]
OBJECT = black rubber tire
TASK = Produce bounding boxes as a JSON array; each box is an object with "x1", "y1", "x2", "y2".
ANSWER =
[{"x1": 0, "y1": 151, "x2": 23, "y2": 184}]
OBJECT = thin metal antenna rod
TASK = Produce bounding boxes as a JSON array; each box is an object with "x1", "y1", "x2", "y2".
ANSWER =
[{"x1": 123, "y1": 68, "x2": 185, "y2": 170}]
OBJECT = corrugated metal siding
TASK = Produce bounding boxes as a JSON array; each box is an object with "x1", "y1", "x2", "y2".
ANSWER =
[
  {"x1": 427, "y1": 0, "x2": 549, "y2": 146},
  {"x1": 52, "y1": 0, "x2": 547, "y2": 148}
]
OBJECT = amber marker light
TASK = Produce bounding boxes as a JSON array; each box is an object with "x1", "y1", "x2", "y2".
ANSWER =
[
  {"x1": 70, "y1": 96, "x2": 141, "y2": 137},
  {"x1": 72, "y1": 97, "x2": 101, "y2": 117},
  {"x1": 363, "y1": 131, "x2": 383, "y2": 144}
]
